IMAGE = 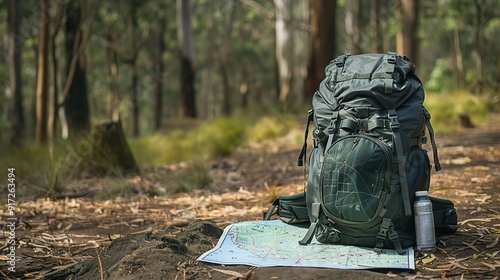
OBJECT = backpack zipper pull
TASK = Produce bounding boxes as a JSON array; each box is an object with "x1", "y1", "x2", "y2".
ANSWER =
[{"x1": 352, "y1": 137, "x2": 360, "y2": 149}]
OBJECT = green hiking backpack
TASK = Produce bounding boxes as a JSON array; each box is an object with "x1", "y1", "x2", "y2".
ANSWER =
[{"x1": 296, "y1": 52, "x2": 441, "y2": 254}]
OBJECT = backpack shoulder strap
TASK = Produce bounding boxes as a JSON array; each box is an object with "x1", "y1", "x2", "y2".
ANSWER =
[{"x1": 297, "y1": 109, "x2": 314, "y2": 167}]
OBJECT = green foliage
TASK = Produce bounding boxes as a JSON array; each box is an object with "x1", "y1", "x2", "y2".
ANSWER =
[
  {"x1": 246, "y1": 114, "x2": 295, "y2": 143},
  {"x1": 0, "y1": 143, "x2": 68, "y2": 196},
  {"x1": 426, "y1": 59, "x2": 454, "y2": 92},
  {"x1": 196, "y1": 117, "x2": 246, "y2": 157},
  {"x1": 129, "y1": 110, "x2": 296, "y2": 166},
  {"x1": 424, "y1": 91, "x2": 493, "y2": 133}
]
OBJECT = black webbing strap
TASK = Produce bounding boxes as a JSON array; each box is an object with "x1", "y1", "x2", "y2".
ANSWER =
[
  {"x1": 263, "y1": 198, "x2": 280, "y2": 220},
  {"x1": 384, "y1": 52, "x2": 397, "y2": 94},
  {"x1": 332, "y1": 72, "x2": 401, "y2": 83},
  {"x1": 374, "y1": 217, "x2": 406, "y2": 255},
  {"x1": 297, "y1": 109, "x2": 314, "y2": 167},
  {"x1": 389, "y1": 109, "x2": 412, "y2": 216},
  {"x1": 330, "y1": 54, "x2": 350, "y2": 82},
  {"x1": 423, "y1": 107, "x2": 441, "y2": 171},
  {"x1": 299, "y1": 203, "x2": 321, "y2": 245}
]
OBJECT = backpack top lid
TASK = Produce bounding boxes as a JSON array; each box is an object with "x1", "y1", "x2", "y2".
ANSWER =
[{"x1": 324, "y1": 52, "x2": 423, "y2": 110}]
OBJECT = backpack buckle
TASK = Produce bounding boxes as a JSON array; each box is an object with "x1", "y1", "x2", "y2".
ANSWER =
[
  {"x1": 387, "y1": 52, "x2": 397, "y2": 64},
  {"x1": 388, "y1": 227, "x2": 399, "y2": 241},
  {"x1": 389, "y1": 115, "x2": 400, "y2": 131},
  {"x1": 377, "y1": 228, "x2": 388, "y2": 240},
  {"x1": 333, "y1": 53, "x2": 351, "y2": 67}
]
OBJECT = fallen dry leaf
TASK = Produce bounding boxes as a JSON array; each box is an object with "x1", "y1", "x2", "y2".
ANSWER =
[
  {"x1": 449, "y1": 157, "x2": 472, "y2": 165},
  {"x1": 462, "y1": 241, "x2": 480, "y2": 252},
  {"x1": 422, "y1": 254, "x2": 437, "y2": 264},
  {"x1": 481, "y1": 262, "x2": 500, "y2": 270},
  {"x1": 486, "y1": 237, "x2": 499, "y2": 249},
  {"x1": 211, "y1": 268, "x2": 244, "y2": 278}
]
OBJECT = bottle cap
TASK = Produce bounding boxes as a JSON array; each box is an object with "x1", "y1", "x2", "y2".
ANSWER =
[{"x1": 415, "y1": 190, "x2": 428, "y2": 197}]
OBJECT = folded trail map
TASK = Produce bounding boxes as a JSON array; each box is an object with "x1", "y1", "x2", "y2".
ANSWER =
[{"x1": 198, "y1": 220, "x2": 415, "y2": 270}]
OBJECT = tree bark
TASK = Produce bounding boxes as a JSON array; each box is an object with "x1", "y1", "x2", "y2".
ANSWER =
[
  {"x1": 398, "y1": 0, "x2": 420, "y2": 62},
  {"x1": 274, "y1": 0, "x2": 292, "y2": 103},
  {"x1": 177, "y1": 0, "x2": 197, "y2": 118},
  {"x1": 218, "y1": 0, "x2": 237, "y2": 116},
  {"x1": 131, "y1": 59, "x2": 139, "y2": 136},
  {"x1": 370, "y1": 0, "x2": 381, "y2": 53},
  {"x1": 304, "y1": 0, "x2": 337, "y2": 100},
  {"x1": 453, "y1": 27, "x2": 465, "y2": 90},
  {"x1": 7, "y1": 0, "x2": 24, "y2": 145},
  {"x1": 473, "y1": 0, "x2": 483, "y2": 95},
  {"x1": 35, "y1": 0, "x2": 50, "y2": 144},
  {"x1": 345, "y1": 0, "x2": 361, "y2": 54},
  {"x1": 48, "y1": 1, "x2": 64, "y2": 143},
  {"x1": 201, "y1": 2, "x2": 215, "y2": 117},
  {"x1": 151, "y1": 22, "x2": 165, "y2": 131},
  {"x1": 106, "y1": 29, "x2": 120, "y2": 121},
  {"x1": 64, "y1": 1, "x2": 90, "y2": 138},
  {"x1": 122, "y1": 3, "x2": 142, "y2": 137}
]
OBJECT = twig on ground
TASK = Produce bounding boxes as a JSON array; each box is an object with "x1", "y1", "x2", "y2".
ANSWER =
[{"x1": 95, "y1": 247, "x2": 104, "y2": 280}]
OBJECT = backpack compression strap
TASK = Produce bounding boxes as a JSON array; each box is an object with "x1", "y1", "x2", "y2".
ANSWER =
[
  {"x1": 375, "y1": 217, "x2": 406, "y2": 255},
  {"x1": 389, "y1": 111, "x2": 413, "y2": 216},
  {"x1": 384, "y1": 52, "x2": 397, "y2": 94},
  {"x1": 298, "y1": 203, "x2": 321, "y2": 245},
  {"x1": 423, "y1": 107, "x2": 441, "y2": 171}
]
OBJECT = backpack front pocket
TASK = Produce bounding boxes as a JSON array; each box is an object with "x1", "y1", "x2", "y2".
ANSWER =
[{"x1": 320, "y1": 135, "x2": 392, "y2": 223}]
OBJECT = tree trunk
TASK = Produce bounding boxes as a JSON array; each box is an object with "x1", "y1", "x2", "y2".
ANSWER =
[
  {"x1": 35, "y1": 0, "x2": 50, "y2": 144},
  {"x1": 151, "y1": 22, "x2": 165, "y2": 131},
  {"x1": 453, "y1": 27, "x2": 465, "y2": 90},
  {"x1": 293, "y1": 0, "x2": 310, "y2": 106},
  {"x1": 48, "y1": 1, "x2": 64, "y2": 143},
  {"x1": 304, "y1": 0, "x2": 337, "y2": 100},
  {"x1": 106, "y1": 29, "x2": 120, "y2": 121},
  {"x1": 345, "y1": 0, "x2": 361, "y2": 54},
  {"x1": 398, "y1": 0, "x2": 420, "y2": 62},
  {"x1": 7, "y1": 0, "x2": 24, "y2": 145},
  {"x1": 89, "y1": 120, "x2": 138, "y2": 175},
  {"x1": 274, "y1": 0, "x2": 292, "y2": 103},
  {"x1": 219, "y1": 0, "x2": 238, "y2": 116},
  {"x1": 370, "y1": 0, "x2": 381, "y2": 53},
  {"x1": 131, "y1": 60, "x2": 139, "y2": 136},
  {"x1": 201, "y1": 2, "x2": 215, "y2": 118},
  {"x1": 473, "y1": 0, "x2": 483, "y2": 95},
  {"x1": 64, "y1": 1, "x2": 90, "y2": 138},
  {"x1": 177, "y1": 0, "x2": 197, "y2": 118},
  {"x1": 48, "y1": 34, "x2": 59, "y2": 143},
  {"x1": 122, "y1": 3, "x2": 142, "y2": 137}
]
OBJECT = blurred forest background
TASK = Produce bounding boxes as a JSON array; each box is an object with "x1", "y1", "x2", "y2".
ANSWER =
[{"x1": 1, "y1": 0, "x2": 499, "y2": 196}]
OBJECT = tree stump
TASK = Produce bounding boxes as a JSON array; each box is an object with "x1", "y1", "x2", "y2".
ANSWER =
[
  {"x1": 459, "y1": 113, "x2": 475, "y2": 128},
  {"x1": 89, "y1": 120, "x2": 139, "y2": 175}
]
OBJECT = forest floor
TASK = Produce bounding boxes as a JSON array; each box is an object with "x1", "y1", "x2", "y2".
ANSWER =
[{"x1": 1, "y1": 114, "x2": 500, "y2": 280}]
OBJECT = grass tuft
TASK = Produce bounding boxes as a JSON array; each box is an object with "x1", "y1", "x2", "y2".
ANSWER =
[
  {"x1": 170, "y1": 161, "x2": 214, "y2": 193},
  {"x1": 424, "y1": 90, "x2": 494, "y2": 133}
]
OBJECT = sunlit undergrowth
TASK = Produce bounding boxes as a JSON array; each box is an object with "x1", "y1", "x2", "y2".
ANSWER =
[
  {"x1": 128, "y1": 109, "x2": 296, "y2": 166},
  {"x1": 424, "y1": 90, "x2": 497, "y2": 133}
]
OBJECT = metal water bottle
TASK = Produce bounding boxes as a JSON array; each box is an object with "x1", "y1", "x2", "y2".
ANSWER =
[{"x1": 414, "y1": 191, "x2": 436, "y2": 252}]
